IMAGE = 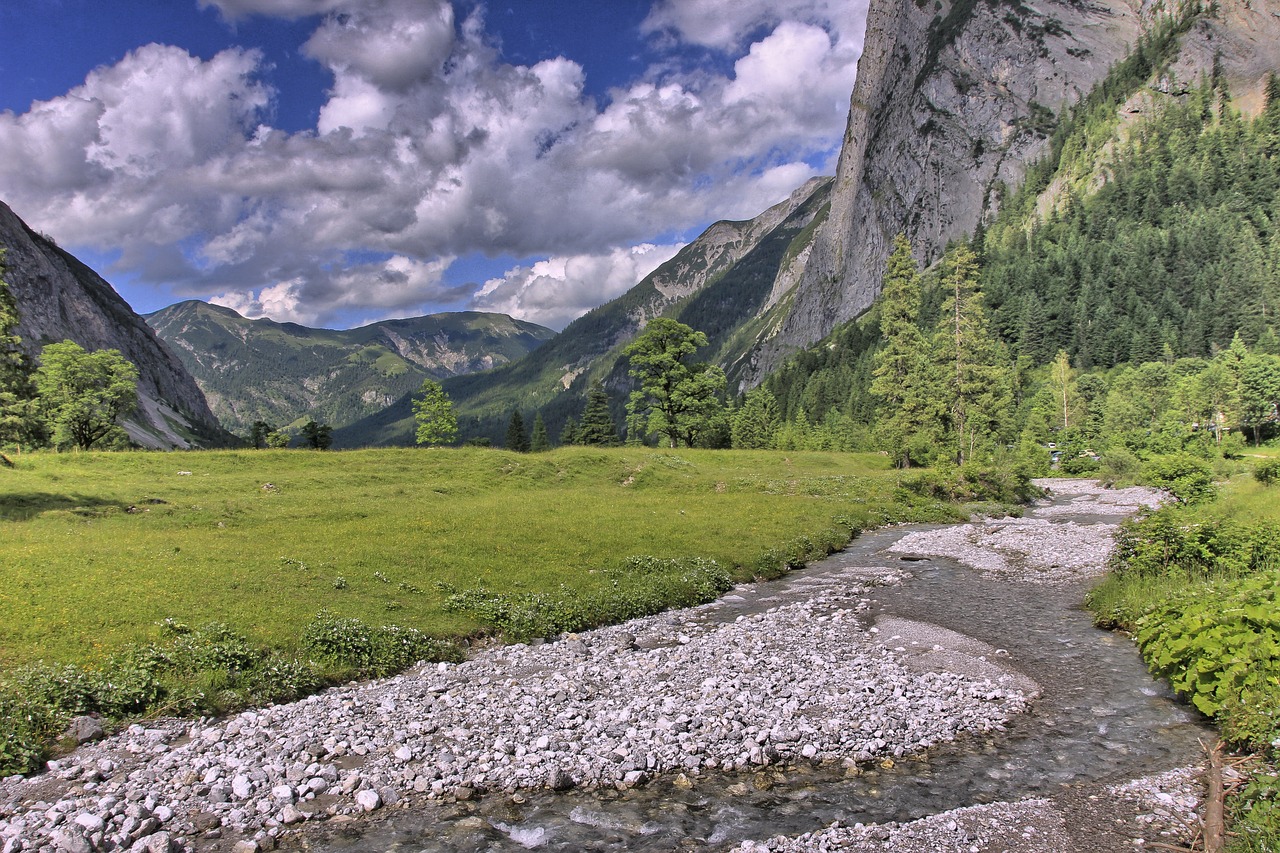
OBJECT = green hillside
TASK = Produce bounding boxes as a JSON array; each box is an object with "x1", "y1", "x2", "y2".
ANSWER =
[{"x1": 147, "y1": 301, "x2": 553, "y2": 439}]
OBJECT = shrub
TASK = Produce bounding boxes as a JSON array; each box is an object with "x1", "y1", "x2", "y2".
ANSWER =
[
  {"x1": 1141, "y1": 453, "x2": 1215, "y2": 504},
  {"x1": 901, "y1": 462, "x2": 1039, "y2": 504},
  {"x1": 0, "y1": 688, "x2": 59, "y2": 775},
  {"x1": 1110, "y1": 509, "x2": 1280, "y2": 580},
  {"x1": 301, "y1": 612, "x2": 462, "y2": 676},
  {"x1": 1255, "y1": 459, "x2": 1280, "y2": 487},
  {"x1": 443, "y1": 556, "x2": 736, "y2": 642},
  {"x1": 1135, "y1": 572, "x2": 1280, "y2": 733}
]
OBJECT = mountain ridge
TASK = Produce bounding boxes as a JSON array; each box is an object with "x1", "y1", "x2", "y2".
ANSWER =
[{"x1": 147, "y1": 300, "x2": 555, "y2": 437}]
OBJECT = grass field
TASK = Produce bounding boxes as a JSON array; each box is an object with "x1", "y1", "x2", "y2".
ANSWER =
[{"x1": 0, "y1": 446, "x2": 956, "y2": 669}]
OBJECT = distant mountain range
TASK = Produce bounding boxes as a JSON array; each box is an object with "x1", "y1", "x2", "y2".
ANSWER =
[{"x1": 145, "y1": 301, "x2": 554, "y2": 439}]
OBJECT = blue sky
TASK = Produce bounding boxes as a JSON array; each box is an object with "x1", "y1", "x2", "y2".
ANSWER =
[{"x1": 0, "y1": 0, "x2": 866, "y2": 330}]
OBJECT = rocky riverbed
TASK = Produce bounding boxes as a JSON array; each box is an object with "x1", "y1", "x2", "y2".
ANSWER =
[{"x1": 1, "y1": 479, "x2": 1195, "y2": 853}]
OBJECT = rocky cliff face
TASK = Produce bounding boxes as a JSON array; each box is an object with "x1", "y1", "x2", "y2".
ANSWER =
[
  {"x1": 746, "y1": 0, "x2": 1280, "y2": 381},
  {"x1": 0, "y1": 200, "x2": 229, "y2": 448}
]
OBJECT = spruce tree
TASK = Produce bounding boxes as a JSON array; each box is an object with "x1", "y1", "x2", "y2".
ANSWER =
[
  {"x1": 577, "y1": 382, "x2": 618, "y2": 445},
  {"x1": 530, "y1": 412, "x2": 550, "y2": 452},
  {"x1": 931, "y1": 245, "x2": 1013, "y2": 465},
  {"x1": 730, "y1": 386, "x2": 780, "y2": 449},
  {"x1": 506, "y1": 409, "x2": 530, "y2": 452},
  {"x1": 559, "y1": 416, "x2": 579, "y2": 446},
  {"x1": 870, "y1": 235, "x2": 935, "y2": 467}
]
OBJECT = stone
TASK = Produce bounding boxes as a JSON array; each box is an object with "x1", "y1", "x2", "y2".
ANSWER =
[
  {"x1": 65, "y1": 717, "x2": 105, "y2": 745},
  {"x1": 355, "y1": 790, "x2": 381, "y2": 812},
  {"x1": 546, "y1": 767, "x2": 575, "y2": 792}
]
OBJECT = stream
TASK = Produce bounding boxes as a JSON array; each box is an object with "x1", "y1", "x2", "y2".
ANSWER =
[{"x1": 299, "y1": 487, "x2": 1209, "y2": 852}]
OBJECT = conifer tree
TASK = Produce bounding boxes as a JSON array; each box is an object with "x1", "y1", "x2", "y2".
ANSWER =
[
  {"x1": 870, "y1": 235, "x2": 935, "y2": 467},
  {"x1": 505, "y1": 409, "x2": 530, "y2": 452},
  {"x1": 559, "y1": 416, "x2": 579, "y2": 446},
  {"x1": 931, "y1": 245, "x2": 1013, "y2": 465},
  {"x1": 530, "y1": 412, "x2": 550, "y2": 452},
  {"x1": 577, "y1": 382, "x2": 618, "y2": 446},
  {"x1": 730, "y1": 386, "x2": 780, "y2": 449}
]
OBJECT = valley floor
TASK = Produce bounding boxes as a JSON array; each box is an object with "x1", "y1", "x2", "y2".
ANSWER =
[{"x1": 0, "y1": 479, "x2": 1213, "y2": 853}]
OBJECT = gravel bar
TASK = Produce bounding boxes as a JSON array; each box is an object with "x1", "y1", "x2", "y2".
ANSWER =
[{"x1": 1, "y1": 579, "x2": 1029, "y2": 852}]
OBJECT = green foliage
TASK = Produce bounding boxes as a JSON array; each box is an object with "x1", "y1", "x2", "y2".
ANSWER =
[
  {"x1": 265, "y1": 429, "x2": 291, "y2": 449},
  {"x1": 300, "y1": 420, "x2": 333, "y2": 450},
  {"x1": 301, "y1": 611, "x2": 463, "y2": 677},
  {"x1": 1142, "y1": 453, "x2": 1216, "y2": 504},
  {"x1": 1255, "y1": 459, "x2": 1280, "y2": 486},
  {"x1": 442, "y1": 555, "x2": 736, "y2": 642},
  {"x1": 576, "y1": 383, "x2": 619, "y2": 445},
  {"x1": 33, "y1": 340, "x2": 139, "y2": 450},
  {"x1": 0, "y1": 688, "x2": 58, "y2": 775},
  {"x1": 505, "y1": 409, "x2": 529, "y2": 452},
  {"x1": 870, "y1": 235, "x2": 935, "y2": 467},
  {"x1": 901, "y1": 460, "x2": 1040, "y2": 505},
  {"x1": 730, "y1": 386, "x2": 781, "y2": 449},
  {"x1": 0, "y1": 252, "x2": 38, "y2": 448},
  {"x1": 413, "y1": 379, "x2": 458, "y2": 446},
  {"x1": 1109, "y1": 508, "x2": 1280, "y2": 581},
  {"x1": 624, "y1": 319, "x2": 726, "y2": 448},
  {"x1": 530, "y1": 412, "x2": 550, "y2": 452},
  {"x1": 1135, "y1": 573, "x2": 1280, "y2": 721}
]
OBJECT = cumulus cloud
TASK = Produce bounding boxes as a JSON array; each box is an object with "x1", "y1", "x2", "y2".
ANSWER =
[
  {"x1": 643, "y1": 0, "x2": 867, "y2": 51},
  {"x1": 472, "y1": 243, "x2": 685, "y2": 331},
  {"x1": 0, "y1": 0, "x2": 867, "y2": 328}
]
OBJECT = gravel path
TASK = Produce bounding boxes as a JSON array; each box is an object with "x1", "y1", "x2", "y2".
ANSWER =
[{"x1": 0, "y1": 478, "x2": 1190, "y2": 853}]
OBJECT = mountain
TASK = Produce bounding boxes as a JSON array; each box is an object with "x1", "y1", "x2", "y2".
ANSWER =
[
  {"x1": 334, "y1": 176, "x2": 834, "y2": 446},
  {"x1": 0, "y1": 200, "x2": 231, "y2": 449},
  {"x1": 744, "y1": 0, "x2": 1280, "y2": 381},
  {"x1": 146, "y1": 300, "x2": 554, "y2": 438},
  {"x1": 412, "y1": 0, "x2": 1280, "y2": 449}
]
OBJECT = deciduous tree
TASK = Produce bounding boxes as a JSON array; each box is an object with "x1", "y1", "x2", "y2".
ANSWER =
[
  {"x1": 413, "y1": 379, "x2": 457, "y2": 447},
  {"x1": 34, "y1": 340, "x2": 139, "y2": 450},
  {"x1": 623, "y1": 318, "x2": 725, "y2": 448}
]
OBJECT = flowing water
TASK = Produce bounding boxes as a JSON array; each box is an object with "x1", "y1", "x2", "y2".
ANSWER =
[{"x1": 302, "y1": 496, "x2": 1209, "y2": 852}]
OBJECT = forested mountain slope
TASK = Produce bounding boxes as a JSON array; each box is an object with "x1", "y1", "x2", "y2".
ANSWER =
[
  {"x1": 745, "y1": 0, "x2": 1280, "y2": 381},
  {"x1": 147, "y1": 301, "x2": 553, "y2": 438}
]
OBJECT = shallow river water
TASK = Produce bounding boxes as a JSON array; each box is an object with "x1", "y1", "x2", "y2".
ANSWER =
[{"x1": 303, "y1": 496, "x2": 1209, "y2": 852}]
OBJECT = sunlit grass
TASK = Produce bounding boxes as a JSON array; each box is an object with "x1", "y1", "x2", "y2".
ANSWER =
[{"x1": 0, "y1": 446, "x2": 953, "y2": 668}]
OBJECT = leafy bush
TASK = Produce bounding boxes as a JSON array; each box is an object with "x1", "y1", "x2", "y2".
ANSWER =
[
  {"x1": 1110, "y1": 509, "x2": 1280, "y2": 580},
  {"x1": 301, "y1": 612, "x2": 462, "y2": 676},
  {"x1": 0, "y1": 688, "x2": 59, "y2": 775},
  {"x1": 901, "y1": 462, "x2": 1040, "y2": 504},
  {"x1": 1135, "y1": 573, "x2": 1280, "y2": 737},
  {"x1": 1141, "y1": 453, "x2": 1216, "y2": 504},
  {"x1": 1255, "y1": 459, "x2": 1280, "y2": 487}
]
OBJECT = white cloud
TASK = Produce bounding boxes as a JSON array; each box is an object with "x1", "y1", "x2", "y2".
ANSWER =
[
  {"x1": 198, "y1": 0, "x2": 347, "y2": 20},
  {"x1": 472, "y1": 243, "x2": 685, "y2": 330},
  {"x1": 0, "y1": 0, "x2": 867, "y2": 328},
  {"x1": 643, "y1": 0, "x2": 866, "y2": 51}
]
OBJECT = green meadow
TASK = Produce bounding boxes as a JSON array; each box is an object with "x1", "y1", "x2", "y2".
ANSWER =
[{"x1": 0, "y1": 446, "x2": 955, "y2": 669}]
